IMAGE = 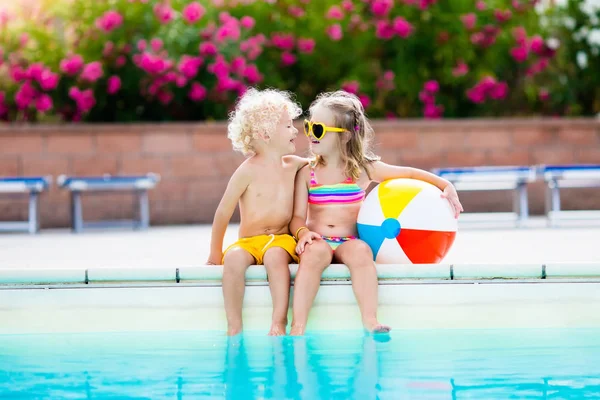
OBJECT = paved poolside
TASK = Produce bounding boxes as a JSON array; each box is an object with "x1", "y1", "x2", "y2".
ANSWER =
[{"x1": 1, "y1": 218, "x2": 598, "y2": 268}]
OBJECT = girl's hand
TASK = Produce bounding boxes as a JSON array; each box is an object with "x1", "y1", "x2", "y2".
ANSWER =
[
  {"x1": 441, "y1": 184, "x2": 464, "y2": 218},
  {"x1": 295, "y1": 231, "x2": 322, "y2": 255}
]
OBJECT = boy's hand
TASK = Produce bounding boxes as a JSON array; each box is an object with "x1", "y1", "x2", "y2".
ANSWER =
[
  {"x1": 206, "y1": 252, "x2": 223, "y2": 265},
  {"x1": 296, "y1": 231, "x2": 322, "y2": 255},
  {"x1": 441, "y1": 183, "x2": 464, "y2": 218}
]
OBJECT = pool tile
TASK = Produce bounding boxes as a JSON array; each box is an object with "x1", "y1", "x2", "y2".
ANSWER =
[
  {"x1": 545, "y1": 263, "x2": 600, "y2": 278},
  {"x1": 0, "y1": 268, "x2": 86, "y2": 284},
  {"x1": 452, "y1": 263, "x2": 543, "y2": 279},
  {"x1": 87, "y1": 267, "x2": 176, "y2": 283}
]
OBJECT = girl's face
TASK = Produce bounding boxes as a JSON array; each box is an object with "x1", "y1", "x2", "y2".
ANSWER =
[{"x1": 307, "y1": 105, "x2": 343, "y2": 157}]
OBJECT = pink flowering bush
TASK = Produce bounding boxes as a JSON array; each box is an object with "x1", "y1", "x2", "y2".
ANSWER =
[{"x1": 0, "y1": 0, "x2": 595, "y2": 122}]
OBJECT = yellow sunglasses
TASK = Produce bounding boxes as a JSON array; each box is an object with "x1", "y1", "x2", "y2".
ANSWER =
[{"x1": 303, "y1": 119, "x2": 347, "y2": 141}]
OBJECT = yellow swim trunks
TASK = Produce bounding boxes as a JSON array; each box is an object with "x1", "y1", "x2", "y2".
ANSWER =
[{"x1": 222, "y1": 234, "x2": 299, "y2": 265}]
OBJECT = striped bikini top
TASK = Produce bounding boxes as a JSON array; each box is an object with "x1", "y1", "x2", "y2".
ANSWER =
[{"x1": 308, "y1": 167, "x2": 366, "y2": 205}]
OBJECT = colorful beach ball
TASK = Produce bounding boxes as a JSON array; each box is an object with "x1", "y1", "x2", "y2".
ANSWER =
[{"x1": 357, "y1": 178, "x2": 457, "y2": 264}]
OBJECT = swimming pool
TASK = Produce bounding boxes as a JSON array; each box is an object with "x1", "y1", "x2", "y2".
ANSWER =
[
  {"x1": 1, "y1": 329, "x2": 600, "y2": 399},
  {"x1": 1, "y1": 263, "x2": 600, "y2": 398}
]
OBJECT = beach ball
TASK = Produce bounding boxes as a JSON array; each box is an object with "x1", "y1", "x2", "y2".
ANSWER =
[{"x1": 357, "y1": 178, "x2": 457, "y2": 264}]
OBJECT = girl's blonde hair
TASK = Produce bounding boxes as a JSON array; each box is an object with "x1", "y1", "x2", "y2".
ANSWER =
[
  {"x1": 309, "y1": 90, "x2": 380, "y2": 180},
  {"x1": 228, "y1": 87, "x2": 302, "y2": 156}
]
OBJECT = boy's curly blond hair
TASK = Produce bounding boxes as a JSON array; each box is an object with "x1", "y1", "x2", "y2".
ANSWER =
[{"x1": 227, "y1": 87, "x2": 302, "y2": 156}]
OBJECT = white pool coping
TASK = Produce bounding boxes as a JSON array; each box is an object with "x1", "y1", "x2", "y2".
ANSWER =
[{"x1": 1, "y1": 263, "x2": 599, "y2": 287}]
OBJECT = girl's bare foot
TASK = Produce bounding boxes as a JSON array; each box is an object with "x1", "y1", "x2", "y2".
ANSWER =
[
  {"x1": 364, "y1": 319, "x2": 391, "y2": 334},
  {"x1": 289, "y1": 323, "x2": 306, "y2": 336}
]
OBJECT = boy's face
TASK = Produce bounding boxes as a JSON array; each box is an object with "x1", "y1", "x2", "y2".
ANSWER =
[
  {"x1": 268, "y1": 107, "x2": 298, "y2": 155},
  {"x1": 307, "y1": 105, "x2": 340, "y2": 157}
]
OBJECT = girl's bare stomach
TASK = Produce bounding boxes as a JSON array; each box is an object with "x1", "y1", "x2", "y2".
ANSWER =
[{"x1": 306, "y1": 203, "x2": 361, "y2": 238}]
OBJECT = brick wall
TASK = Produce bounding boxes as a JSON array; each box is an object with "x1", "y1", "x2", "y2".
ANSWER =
[{"x1": 0, "y1": 119, "x2": 599, "y2": 228}]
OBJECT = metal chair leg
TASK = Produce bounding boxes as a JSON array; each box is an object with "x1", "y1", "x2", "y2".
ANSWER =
[
  {"x1": 72, "y1": 191, "x2": 83, "y2": 233},
  {"x1": 28, "y1": 192, "x2": 39, "y2": 234}
]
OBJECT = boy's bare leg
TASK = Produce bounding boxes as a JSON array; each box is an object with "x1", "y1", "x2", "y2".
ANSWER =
[
  {"x1": 289, "y1": 240, "x2": 332, "y2": 336},
  {"x1": 263, "y1": 247, "x2": 293, "y2": 336},
  {"x1": 334, "y1": 240, "x2": 390, "y2": 333},
  {"x1": 223, "y1": 248, "x2": 255, "y2": 336}
]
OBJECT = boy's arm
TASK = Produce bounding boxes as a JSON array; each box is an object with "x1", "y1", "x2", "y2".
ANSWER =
[
  {"x1": 207, "y1": 166, "x2": 251, "y2": 265},
  {"x1": 289, "y1": 165, "x2": 311, "y2": 240},
  {"x1": 284, "y1": 155, "x2": 310, "y2": 172},
  {"x1": 367, "y1": 161, "x2": 464, "y2": 218}
]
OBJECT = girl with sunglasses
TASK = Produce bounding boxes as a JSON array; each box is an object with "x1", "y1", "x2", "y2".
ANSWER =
[{"x1": 288, "y1": 90, "x2": 463, "y2": 336}]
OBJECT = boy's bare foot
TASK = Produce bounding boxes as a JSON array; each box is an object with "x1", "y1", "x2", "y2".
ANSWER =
[
  {"x1": 227, "y1": 325, "x2": 242, "y2": 336},
  {"x1": 268, "y1": 322, "x2": 287, "y2": 336}
]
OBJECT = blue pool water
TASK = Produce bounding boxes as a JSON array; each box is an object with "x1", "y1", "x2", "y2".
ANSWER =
[{"x1": 1, "y1": 329, "x2": 600, "y2": 399}]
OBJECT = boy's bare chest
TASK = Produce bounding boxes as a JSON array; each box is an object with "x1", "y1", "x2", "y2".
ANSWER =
[{"x1": 248, "y1": 168, "x2": 295, "y2": 197}]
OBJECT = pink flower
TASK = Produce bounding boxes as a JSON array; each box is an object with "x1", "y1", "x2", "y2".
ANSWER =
[
  {"x1": 15, "y1": 81, "x2": 37, "y2": 109},
  {"x1": 358, "y1": 94, "x2": 371, "y2": 109},
  {"x1": 216, "y1": 19, "x2": 241, "y2": 43},
  {"x1": 157, "y1": 90, "x2": 173, "y2": 105},
  {"x1": 151, "y1": 38, "x2": 163, "y2": 52},
  {"x1": 393, "y1": 17, "x2": 413, "y2": 38},
  {"x1": 137, "y1": 39, "x2": 147, "y2": 52},
  {"x1": 36, "y1": 94, "x2": 53, "y2": 112},
  {"x1": 240, "y1": 16, "x2": 255, "y2": 29},
  {"x1": 326, "y1": 5, "x2": 344, "y2": 20},
  {"x1": 452, "y1": 61, "x2": 469, "y2": 77},
  {"x1": 182, "y1": 2, "x2": 205, "y2": 24},
  {"x1": 466, "y1": 87, "x2": 485, "y2": 104},
  {"x1": 510, "y1": 46, "x2": 528, "y2": 62},
  {"x1": 95, "y1": 10, "x2": 123, "y2": 32},
  {"x1": 288, "y1": 6, "x2": 305, "y2": 18},
  {"x1": 207, "y1": 56, "x2": 230, "y2": 78},
  {"x1": 424, "y1": 80, "x2": 439, "y2": 93},
  {"x1": 326, "y1": 24, "x2": 343, "y2": 41},
  {"x1": 80, "y1": 62, "x2": 103, "y2": 82},
  {"x1": 539, "y1": 88, "x2": 549, "y2": 101},
  {"x1": 271, "y1": 33, "x2": 295, "y2": 51},
  {"x1": 103, "y1": 41, "x2": 114, "y2": 57},
  {"x1": 419, "y1": 90, "x2": 435, "y2": 104},
  {"x1": 297, "y1": 38, "x2": 315, "y2": 53},
  {"x1": 154, "y1": 3, "x2": 174, "y2": 24},
  {"x1": 494, "y1": 9, "x2": 512, "y2": 23},
  {"x1": 178, "y1": 55, "x2": 203, "y2": 78},
  {"x1": 199, "y1": 42, "x2": 218, "y2": 57},
  {"x1": 139, "y1": 53, "x2": 169, "y2": 75},
  {"x1": 476, "y1": 0, "x2": 487, "y2": 10},
  {"x1": 461, "y1": 13, "x2": 476, "y2": 30},
  {"x1": 230, "y1": 56, "x2": 246, "y2": 74},
  {"x1": 39, "y1": 69, "x2": 59, "y2": 91},
  {"x1": 69, "y1": 87, "x2": 96, "y2": 112},
  {"x1": 512, "y1": 26, "x2": 527, "y2": 45},
  {"x1": 342, "y1": 0, "x2": 354, "y2": 12},
  {"x1": 243, "y1": 64, "x2": 262, "y2": 84},
  {"x1": 107, "y1": 76, "x2": 121, "y2": 94},
  {"x1": 371, "y1": 0, "x2": 393, "y2": 17},
  {"x1": 529, "y1": 35, "x2": 544, "y2": 54},
  {"x1": 489, "y1": 82, "x2": 508, "y2": 100},
  {"x1": 423, "y1": 103, "x2": 443, "y2": 119},
  {"x1": 27, "y1": 63, "x2": 44, "y2": 81},
  {"x1": 60, "y1": 55, "x2": 84, "y2": 76},
  {"x1": 383, "y1": 70, "x2": 395, "y2": 80},
  {"x1": 189, "y1": 82, "x2": 207, "y2": 101},
  {"x1": 281, "y1": 52, "x2": 297, "y2": 66},
  {"x1": 342, "y1": 81, "x2": 359, "y2": 94},
  {"x1": 116, "y1": 56, "x2": 126, "y2": 68},
  {"x1": 376, "y1": 21, "x2": 395, "y2": 40}
]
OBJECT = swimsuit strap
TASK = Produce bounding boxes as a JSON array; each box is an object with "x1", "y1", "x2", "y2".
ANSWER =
[{"x1": 309, "y1": 166, "x2": 317, "y2": 186}]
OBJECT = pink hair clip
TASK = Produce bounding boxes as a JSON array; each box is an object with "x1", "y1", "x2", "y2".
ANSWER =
[{"x1": 354, "y1": 125, "x2": 359, "y2": 131}]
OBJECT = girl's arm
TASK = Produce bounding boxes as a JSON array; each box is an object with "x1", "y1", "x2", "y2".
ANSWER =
[{"x1": 367, "y1": 161, "x2": 464, "y2": 218}]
